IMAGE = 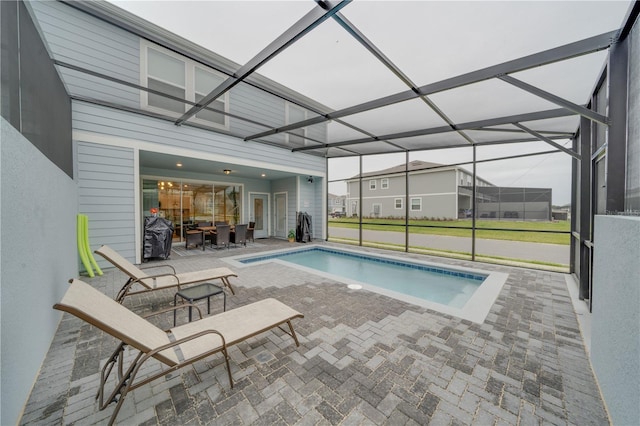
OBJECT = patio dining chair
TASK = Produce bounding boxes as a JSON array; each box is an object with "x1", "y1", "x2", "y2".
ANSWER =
[
  {"x1": 54, "y1": 279, "x2": 304, "y2": 426},
  {"x1": 212, "y1": 224, "x2": 230, "y2": 249},
  {"x1": 246, "y1": 221, "x2": 255, "y2": 243},
  {"x1": 94, "y1": 245, "x2": 238, "y2": 302},
  {"x1": 230, "y1": 224, "x2": 248, "y2": 248}
]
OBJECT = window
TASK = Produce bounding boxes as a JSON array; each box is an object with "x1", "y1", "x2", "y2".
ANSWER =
[
  {"x1": 381, "y1": 178, "x2": 389, "y2": 189},
  {"x1": 194, "y1": 67, "x2": 226, "y2": 125},
  {"x1": 395, "y1": 198, "x2": 403, "y2": 209},
  {"x1": 287, "y1": 104, "x2": 306, "y2": 146},
  {"x1": 369, "y1": 180, "x2": 377, "y2": 190},
  {"x1": 146, "y1": 48, "x2": 185, "y2": 114},
  {"x1": 372, "y1": 203, "x2": 381, "y2": 217},
  {"x1": 410, "y1": 198, "x2": 422, "y2": 211},
  {"x1": 141, "y1": 41, "x2": 228, "y2": 129}
]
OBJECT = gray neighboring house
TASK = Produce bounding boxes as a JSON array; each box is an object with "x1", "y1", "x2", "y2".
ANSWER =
[
  {"x1": 345, "y1": 160, "x2": 493, "y2": 219},
  {"x1": 328, "y1": 193, "x2": 346, "y2": 215},
  {"x1": 346, "y1": 160, "x2": 552, "y2": 220}
]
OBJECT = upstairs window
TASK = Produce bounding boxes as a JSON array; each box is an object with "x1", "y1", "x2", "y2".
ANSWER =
[
  {"x1": 381, "y1": 178, "x2": 389, "y2": 189},
  {"x1": 369, "y1": 180, "x2": 377, "y2": 190},
  {"x1": 141, "y1": 41, "x2": 229, "y2": 129},
  {"x1": 147, "y1": 48, "x2": 185, "y2": 114}
]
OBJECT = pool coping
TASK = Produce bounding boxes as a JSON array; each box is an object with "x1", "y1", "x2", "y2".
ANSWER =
[{"x1": 224, "y1": 244, "x2": 508, "y2": 324}]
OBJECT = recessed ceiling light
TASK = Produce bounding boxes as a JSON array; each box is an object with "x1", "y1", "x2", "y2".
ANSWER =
[
  {"x1": 223, "y1": 169, "x2": 231, "y2": 175},
  {"x1": 176, "y1": 162, "x2": 182, "y2": 167},
  {"x1": 261, "y1": 173, "x2": 266, "y2": 177}
]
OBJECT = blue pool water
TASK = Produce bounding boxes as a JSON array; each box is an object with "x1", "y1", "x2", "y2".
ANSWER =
[{"x1": 239, "y1": 247, "x2": 486, "y2": 308}]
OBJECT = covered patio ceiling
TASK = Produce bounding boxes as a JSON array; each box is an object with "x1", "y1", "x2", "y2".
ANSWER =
[{"x1": 100, "y1": 1, "x2": 632, "y2": 159}]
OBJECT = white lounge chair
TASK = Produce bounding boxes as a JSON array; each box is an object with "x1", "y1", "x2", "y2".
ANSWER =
[
  {"x1": 54, "y1": 279, "x2": 304, "y2": 425},
  {"x1": 94, "y1": 245, "x2": 237, "y2": 302}
]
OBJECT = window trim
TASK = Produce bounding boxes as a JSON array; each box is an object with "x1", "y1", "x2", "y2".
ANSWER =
[
  {"x1": 381, "y1": 178, "x2": 389, "y2": 189},
  {"x1": 394, "y1": 198, "x2": 403, "y2": 209},
  {"x1": 369, "y1": 180, "x2": 377, "y2": 190},
  {"x1": 410, "y1": 197, "x2": 422, "y2": 211},
  {"x1": 140, "y1": 40, "x2": 229, "y2": 130}
]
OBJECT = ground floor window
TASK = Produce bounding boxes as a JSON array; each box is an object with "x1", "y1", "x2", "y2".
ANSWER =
[
  {"x1": 142, "y1": 178, "x2": 242, "y2": 239},
  {"x1": 410, "y1": 197, "x2": 422, "y2": 211}
]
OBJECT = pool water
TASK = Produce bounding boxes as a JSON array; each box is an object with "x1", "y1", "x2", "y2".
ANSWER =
[{"x1": 240, "y1": 247, "x2": 485, "y2": 308}]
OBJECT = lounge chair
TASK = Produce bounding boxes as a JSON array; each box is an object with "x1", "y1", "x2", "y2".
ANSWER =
[
  {"x1": 54, "y1": 279, "x2": 304, "y2": 426},
  {"x1": 95, "y1": 245, "x2": 237, "y2": 302}
]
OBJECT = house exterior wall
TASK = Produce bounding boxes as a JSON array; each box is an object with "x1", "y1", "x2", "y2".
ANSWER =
[
  {"x1": 346, "y1": 169, "x2": 459, "y2": 219},
  {"x1": 76, "y1": 141, "x2": 137, "y2": 266},
  {"x1": 73, "y1": 101, "x2": 325, "y2": 264},
  {"x1": 28, "y1": 0, "x2": 328, "y2": 143},
  {"x1": 26, "y1": 0, "x2": 328, "y2": 265}
]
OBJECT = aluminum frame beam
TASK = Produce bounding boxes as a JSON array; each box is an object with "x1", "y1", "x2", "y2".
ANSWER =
[
  {"x1": 175, "y1": 0, "x2": 350, "y2": 126},
  {"x1": 498, "y1": 74, "x2": 609, "y2": 126},
  {"x1": 332, "y1": 12, "x2": 475, "y2": 145},
  {"x1": 512, "y1": 122, "x2": 579, "y2": 159},
  {"x1": 292, "y1": 107, "x2": 576, "y2": 152},
  {"x1": 245, "y1": 30, "x2": 617, "y2": 141}
]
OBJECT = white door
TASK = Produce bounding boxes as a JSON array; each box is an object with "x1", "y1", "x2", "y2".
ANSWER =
[
  {"x1": 249, "y1": 193, "x2": 269, "y2": 238},
  {"x1": 274, "y1": 192, "x2": 287, "y2": 238}
]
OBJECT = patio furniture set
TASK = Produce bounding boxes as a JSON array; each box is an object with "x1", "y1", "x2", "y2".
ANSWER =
[
  {"x1": 52, "y1": 244, "x2": 304, "y2": 425},
  {"x1": 184, "y1": 221, "x2": 255, "y2": 250}
]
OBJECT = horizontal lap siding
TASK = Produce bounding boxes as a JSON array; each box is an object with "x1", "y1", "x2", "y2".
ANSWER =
[
  {"x1": 73, "y1": 102, "x2": 325, "y2": 174},
  {"x1": 76, "y1": 141, "x2": 136, "y2": 264},
  {"x1": 31, "y1": 2, "x2": 328, "y2": 145},
  {"x1": 29, "y1": 1, "x2": 139, "y2": 102},
  {"x1": 230, "y1": 84, "x2": 286, "y2": 137}
]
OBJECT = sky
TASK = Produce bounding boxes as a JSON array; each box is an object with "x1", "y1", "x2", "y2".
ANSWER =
[{"x1": 109, "y1": 0, "x2": 632, "y2": 205}]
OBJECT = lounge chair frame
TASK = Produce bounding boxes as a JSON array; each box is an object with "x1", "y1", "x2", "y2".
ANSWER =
[
  {"x1": 55, "y1": 279, "x2": 304, "y2": 425},
  {"x1": 95, "y1": 245, "x2": 237, "y2": 302}
]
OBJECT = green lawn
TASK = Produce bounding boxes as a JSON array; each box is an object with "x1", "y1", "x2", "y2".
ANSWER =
[{"x1": 328, "y1": 218, "x2": 571, "y2": 245}]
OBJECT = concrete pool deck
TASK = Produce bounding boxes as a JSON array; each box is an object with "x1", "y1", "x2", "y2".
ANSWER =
[{"x1": 21, "y1": 239, "x2": 608, "y2": 425}]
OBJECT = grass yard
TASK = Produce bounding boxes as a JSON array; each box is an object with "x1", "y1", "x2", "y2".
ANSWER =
[{"x1": 328, "y1": 218, "x2": 571, "y2": 245}]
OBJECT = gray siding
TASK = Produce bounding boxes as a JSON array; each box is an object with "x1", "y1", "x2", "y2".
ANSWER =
[
  {"x1": 76, "y1": 141, "x2": 136, "y2": 266},
  {"x1": 73, "y1": 102, "x2": 325, "y2": 174},
  {"x1": 347, "y1": 170, "x2": 458, "y2": 218},
  {"x1": 29, "y1": 0, "x2": 140, "y2": 98},
  {"x1": 30, "y1": 1, "x2": 328, "y2": 144}
]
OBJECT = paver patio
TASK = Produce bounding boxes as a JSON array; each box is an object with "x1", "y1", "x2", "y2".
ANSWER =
[{"x1": 21, "y1": 239, "x2": 607, "y2": 425}]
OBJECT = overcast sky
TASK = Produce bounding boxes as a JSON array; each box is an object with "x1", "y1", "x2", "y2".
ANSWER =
[{"x1": 109, "y1": 0, "x2": 631, "y2": 205}]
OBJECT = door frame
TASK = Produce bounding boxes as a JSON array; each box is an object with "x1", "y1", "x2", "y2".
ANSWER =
[
  {"x1": 248, "y1": 192, "x2": 270, "y2": 238},
  {"x1": 274, "y1": 192, "x2": 288, "y2": 239}
]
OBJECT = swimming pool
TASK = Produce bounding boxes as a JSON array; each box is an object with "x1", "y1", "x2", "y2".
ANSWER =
[{"x1": 225, "y1": 245, "x2": 508, "y2": 323}]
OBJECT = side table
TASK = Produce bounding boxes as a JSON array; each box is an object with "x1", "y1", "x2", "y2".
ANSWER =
[{"x1": 174, "y1": 283, "x2": 226, "y2": 326}]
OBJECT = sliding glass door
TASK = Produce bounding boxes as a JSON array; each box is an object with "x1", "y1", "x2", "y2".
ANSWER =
[{"x1": 142, "y1": 178, "x2": 242, "y2": 240}]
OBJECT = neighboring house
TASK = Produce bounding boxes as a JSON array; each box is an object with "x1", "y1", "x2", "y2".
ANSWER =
[
  {"x1": 25, "y1": 0, "x2": 329, "y2": 265},
  {"x1": 345, "y1": 160, "x2": 492, "y2": 219},
  {"x1": 328, "y1": 193, "x2": 346, "y2": 215},
  {"x1": 345, "y1": 160, "x2": 551, "y2": 220}
]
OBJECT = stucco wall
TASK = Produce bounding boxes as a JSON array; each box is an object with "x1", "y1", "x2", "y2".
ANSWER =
[
  {"x1": 591, "y1": 215, "x2": 640, "y2": 425},
  {"x1": 1, "y1": 118, "x2": 78, "y2": 425}
]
